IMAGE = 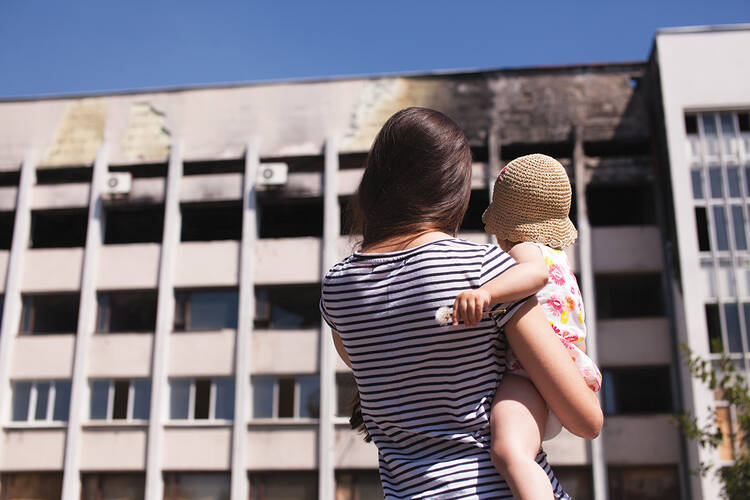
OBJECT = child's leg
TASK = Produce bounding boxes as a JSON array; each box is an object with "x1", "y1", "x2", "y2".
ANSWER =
[{"x1": 490, "y1": 374, "x2": 553, "y2": 500}]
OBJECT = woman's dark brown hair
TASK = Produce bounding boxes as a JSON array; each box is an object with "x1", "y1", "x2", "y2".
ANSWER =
[{"x1": 350, "y1": 107, "x2": 473, "y2": 249}]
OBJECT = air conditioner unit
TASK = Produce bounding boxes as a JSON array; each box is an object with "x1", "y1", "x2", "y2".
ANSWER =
[
  {"x1": 257, "y1": 163, "x2": 288, "y2": 186},
  {"x1": 103, "y1": 172, "x2": 132, "y2": 195}
]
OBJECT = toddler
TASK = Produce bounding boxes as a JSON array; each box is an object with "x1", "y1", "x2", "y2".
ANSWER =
[{"x1": 451, "y1": 153, "x2": 601, "y2": 500}]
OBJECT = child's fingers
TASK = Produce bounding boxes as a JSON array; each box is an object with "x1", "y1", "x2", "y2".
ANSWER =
[
  {"x1": 452, "y1": 298, "x2": 461, "y2": 326},
  {"x1": 464, "y1": 299, "x2": 476, "y2": 327},
  {"x1": 473, "y1": 297, "x2": 483, "y2": 325}
]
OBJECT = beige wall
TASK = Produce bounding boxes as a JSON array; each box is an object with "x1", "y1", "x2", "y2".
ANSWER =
[
  {"x1": 88, "y1": 334, "x2": 153, "y2": 378},
  {"x1": 1, "y1": 428, "x2": 67, "y2": 470},
  {"x1": 11, "y1": 335, "x2": 75, "y2": 379},
  {"x1": 163, "y1": 426, "x2": 232, "y2": 470},
  {"x1": 79, "y1": 427, "x2": 147, "y2": 470},
  {"x1": 168, "y1": 331, "x2": 235, "y2": 377}
]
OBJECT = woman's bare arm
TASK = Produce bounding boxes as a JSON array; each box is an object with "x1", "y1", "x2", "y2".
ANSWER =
[
  {"x1": 503, "y1": 297, "x2": 602, "y2": 439},
  {"x1": 332, "y1": 331, "x2": 352, "y2": 368}
]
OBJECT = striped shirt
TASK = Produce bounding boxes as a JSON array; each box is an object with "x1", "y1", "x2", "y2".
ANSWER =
[{"x1": 320, "y1": 238, "x2": 568, "y2": 499}]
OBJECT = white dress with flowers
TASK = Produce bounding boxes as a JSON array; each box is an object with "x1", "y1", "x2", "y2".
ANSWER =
[{"x1": 506, "y1": 243, "x2": 602, "y2": 393}]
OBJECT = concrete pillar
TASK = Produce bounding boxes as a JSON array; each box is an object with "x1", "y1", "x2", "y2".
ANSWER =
[
  {"x1": 144, "y1": 142, "x2": 183, "y2": 500},
  {"x1": 0, "y1": 152, "x2": 36, "y2": 453},
  {"x1": 573, "y1": 127, "x2": 609, "y2": 500},
  {"x1": 319, "y1": 136, "x2": 340, "y2": 500},
  {"x1": 487, "y1": 128, "x2": 500, "y2": 244},
  {"x1": 230, "y1": 138, "x2": 259, "y2": 500},
  {"x1": 61, "y1": 144, "x2": 109, "y2": 500}
]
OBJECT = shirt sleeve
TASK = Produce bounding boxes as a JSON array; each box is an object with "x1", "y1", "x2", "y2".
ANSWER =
[
  {"x1": 319, "y1": 291, "x2": 338, "y2": 331},
  {"x1": 480, "y1": 245, "x2": 532, "y2": 329}
]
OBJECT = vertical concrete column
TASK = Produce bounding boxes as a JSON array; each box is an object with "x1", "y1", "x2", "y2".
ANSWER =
[
  {"x1": 487, "y1": 128, "x2": 500, "y2": 244},
  {"x1": 231, "y1": 138, "x2": 259, "y2": 500},
  {"x1": 0, "y1": 151, "x2": 36, "y2": 453},
  {"x1": 145, "y1": 142, "x2": 183, "y2": 500},
  {"x1": 61, "y1": 144, "x2": 109, "y2": 500},
  {"x1": 573, "y1": 127, "x2": 608, "y2": 500},
  {"x1": 319, "y1": 136, "x2": 340, "y2": 500}
]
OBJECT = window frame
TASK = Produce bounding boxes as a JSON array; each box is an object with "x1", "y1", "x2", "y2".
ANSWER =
[
  {"x1": 168, "y1": 377, "x2": 234, "y2": 423},
  {"x1": 87, "y1": 378, "x2": 150, "y2": 423},
  {"x1": 20, "y1": 293, "x2": 80, "y2": 335},
  {"x1": 10, "y1": 379, "x2": 70, "y2": 425},
  {"x1": 250, "y1": 374, "x2": 320, "y2": 421},
  {"x1": 96, "y1": 290, "x2": 158, "y2": 334},
  {"x1": 173, "y1": 288, "x2": 239, "y2": 332}
]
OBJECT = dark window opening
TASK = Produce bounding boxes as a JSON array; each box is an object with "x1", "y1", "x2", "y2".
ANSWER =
[
  {"x1": 0, "y1": 211, "x2": 14, "y2": 249},
  {"x1": 602, "y1": 366, "x2": 673, "y2": 414},
  {"x1": 262, "y1": 155, "x2": 323, "y2": 173},
  {"x1": 338, "y1": 153, "x2": 368, "y2": 170},
  {"x1": 104, "y1": 205, "x2": 164, "y2": 244},
  {"x1": 174, "y1": 289, "x2": 238, "y2": 331},
  {"x1": 81, "y1": 473, "x2": 145, "y2": 500},
  {"x1": 739, "y1": 112, "x2": 750, "y2": 133},
  {"x1": 36, "y1": 167, "x2": 92, "y2": 184},
  {"x1": 460, "y1": 189, "x2": 490, "y2": 232},
  {"x1": 182, "y1": 159, "x2": 244, "y2": 176},
  {"x1": 255, "y1": 285, "x2": 321, "y2": 329},
  {"x1": 705, "y1": 303, "x2": 723, "y2": 353},
  {"x1": 181, "y1": 201, "x2": 242, "y2": 241},
  {"x1": 584, "y1": 140, "x2": 651, "y2": 157},
  {"x1": 0, "y1": 473, "x2": 63, "y2": 500},
  {"x1": 112, "y1": 380, "x2": 130, "y2": 419},
  {"x1": 277, "y1": 378, "x2": 295, "y2": 418},
  {"x1": 164, "y1": 473, "x2": 230, "y2": 500},
  {"x1": 470, "y1": 145, "x2": 488, "y2": 163},
  {"x1": 685, "y1": 114, "x2": 699, "y2": 135},
  {"x1": 0, "y1": 170, "x2": 20, "y2": 187},
  {"x1": 194, "y1": 379, "x2": 211, "y2": 419},
  {"x1": 21, "y1": 294, "x2": 79, "y2": 334},
  {"x1": 258, "y1": 196, "x2": 323, "y2": 238},
  {"x1": 587, "y1": 184, "x2": 655, "y2": 226},
  {"x1": 109, "y1": 163, "x2": 167, "y2": 178},
  {"x1": 501, "y1": 142, "x2": 572, "y2": 160},
  {"x1": 595, "y1": 274, "x2": 665, "y2": 319},
  {"x1": 97, "y1": 291, "x2": 157, "y2": 333},
  {"x1": 608, "y1": 465, "x2": 679, "y2": 500},
  {"x1": 335, "y1": 470, "x2": 383, "y2": 500},
  {"x1": 695, "y1": 207, "x2": 711, "y2": 251},
  {"x1": 553, "y1": 467, "x2": 592, "y2": 500},
  {"x1": 30, "y1": 208, "x2": 88, "y2": 248}
]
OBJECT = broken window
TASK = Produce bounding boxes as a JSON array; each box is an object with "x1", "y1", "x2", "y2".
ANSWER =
[
  {"x1": 0, "y1": 211, "x2": 13, "y2": 249},
  {"x1": 20, "y1": 293, "x2": 79, "y2": 334},
  {"x1": 586, "y1": 184, "x2": 656, "y2": 226},
  {"x1": 35, "y1": 166, "x2": 92, "y2": 184},
  {"x1": 0, "y1": 473, "x2": 63, "y2": 500},
  {"x1": 30, "y1": 208, "x2": 88, "y2": 248},
  {"x1": 594, "y1": 274, "x2": 664, "y2": 319},
  {"x1": 11, "y1": 379, "x2": 71, "y2": 422},
  {"x1": 89, "y1": 378, "x2": 151, "y2": 421},
  {"x1": 104, "y1": 204, "x2": 164, "y2": 244},
  {"x1": 81, "y1": 473, "x2": 145, "y2": 500},
  {"x1": 163, "y1": 473, "x2": 230, "y2": 500},
  {"x1": 251, "y1": 375, "x2": 320, "y2": 419},
  {"x1": 601, "y1": 366, "x2": 673, "y2": 415},
  {"x1": 181, "y1": 201, "x2": 242, "y2": 241},
  {"x1": 168, "y1": 377, "x2": 234, "y2": 421},
  {"x1": 174, "y1": 289, "x2": 238, "y2": 331},
  {"x1": 460, "y1": 189, "x2": 490, "y2": 232},
  {"x1": 250, "y1": 472, "x2": 318, "y2": 500},
  {"x1": 96, "y1": 291, "x2": 157, "y2": 333},
  {"x1": 254, "y1": 285, "x2": 321, "y2": 329},
  {"x1": 258, "y1": 196, "x2": 323, "y2": 238}
]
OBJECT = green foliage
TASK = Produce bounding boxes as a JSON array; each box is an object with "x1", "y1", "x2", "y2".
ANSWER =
[{"x1": 675, "y1": 343, "x2": 750, "y2": 500}]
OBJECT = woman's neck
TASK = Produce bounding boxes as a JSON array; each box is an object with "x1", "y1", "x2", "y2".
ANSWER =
[{"x1": 360, "y1": 230, "x2": 453, "y2": 254}]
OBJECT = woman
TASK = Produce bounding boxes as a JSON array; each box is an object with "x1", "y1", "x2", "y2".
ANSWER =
[{"x1": 320, "y1": 107, "x2": 601, "y2": 499}]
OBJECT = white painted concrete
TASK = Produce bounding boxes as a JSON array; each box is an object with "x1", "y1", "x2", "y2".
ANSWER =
[
  {"x1": 79, "y1": 427, "x2": 148, "y2": 470},
  {"x1": 88, "y1": 334, "x2": 153, "y2": 378},
  {"x1": 22, "y1": 248, "x2": 84, "y2": 292},
  {"x1": 592, "y1": 226, "x2": 664, "y2": 273},
  {"x1": 246, "y1": 426, "x2": 318, "y2": 469},
  {"x1": 598, "y1": 318, "x2": 672, "y2": 366},
  {"x1": 31, "y1": 183, "x2": 89, "y2": 210},
  {"x1": 97, "y1": 244, "x2": 161, "y2": 290},
  {"x1": 1, "y1": 428, "x2": 67, "y2": 470},
  {"x1": 255, "y1": 238, "x2": 321, "y2": 284},
  {"x1": 334, "y1": 427, "x2": 378, "y2": 468},
  {"x1": 11, "y1": 335, "x2": 75, "y2": 379},
  {"x1": 251, "y1": 331, "x2": 320, "y2": 374},
  {"x1": 168, "y1": 331, "x2": 235, "y2": 377},
  {"x1": 603, "y1": 415, "x2": 682, "y2": 464},
  {"x1": 0, "y1": 187, "x2": 16, "y2": 211},
  {"x1": 174, "y1": 241, "x2": 239, "y2": 288},
  {"x1": 180, "y1": 173, "x2": 243, "y2": 203},
  {"x1": 163, "y1": 426, "x2": 232, "y2": 470},
  {"x1": 543, "y1": 429, "x2": 589, "y2": 465}
]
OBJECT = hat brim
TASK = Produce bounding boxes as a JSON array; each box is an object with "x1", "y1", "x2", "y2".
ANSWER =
[{"x1": 483, "y1": 206, "x2": 578, "y2": 249}]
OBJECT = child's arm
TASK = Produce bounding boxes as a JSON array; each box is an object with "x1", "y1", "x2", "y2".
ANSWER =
[{"x1": 452, "y1": 242, "x2": 548, "y2": 327}]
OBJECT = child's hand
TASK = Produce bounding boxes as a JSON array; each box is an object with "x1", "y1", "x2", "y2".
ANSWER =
[{"x1": 452, "y1": 289, "x2": 491, "y2": 327}]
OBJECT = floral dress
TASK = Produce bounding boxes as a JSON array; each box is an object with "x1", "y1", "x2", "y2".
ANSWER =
[{"x1": 506, "y1": 243, "x2": 602, "y2": 393}]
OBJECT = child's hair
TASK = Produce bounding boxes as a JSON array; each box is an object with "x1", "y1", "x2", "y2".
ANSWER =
[
  {"x1": 482, "y1": 153, "x2": 577, "y2": 249},
  {"x1": 349, "y1": 107, "x2": 473, "y2": 249}
]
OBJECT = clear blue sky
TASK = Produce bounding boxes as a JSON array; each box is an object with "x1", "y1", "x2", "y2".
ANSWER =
[{"x1": 0, "y1": 0, "x2": 747, "y2": 99}]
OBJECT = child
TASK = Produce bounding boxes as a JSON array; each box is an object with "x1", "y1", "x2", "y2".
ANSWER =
[{"x1": 451, "y1": 153, "x2": 602, "y2": 500}]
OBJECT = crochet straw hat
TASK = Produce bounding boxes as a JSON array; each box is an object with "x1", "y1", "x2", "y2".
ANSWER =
[{"x1": 482, "y1": 153, "x2": 578, "y2": 249}]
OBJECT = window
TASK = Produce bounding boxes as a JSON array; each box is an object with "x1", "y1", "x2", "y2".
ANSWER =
[
  {"x1": 254, "y1": 285, "x2": 321, "y2": 329},
  {"x1": 258, "y1": 196, "x2": 323, "y2": 238},
  {"x1": 336, "y1": 372, "x2": 357, "y2": 418},
  {"x1": 0, "y1": 473, "x2": 63, "y2": 500},
  {"x1": 97, "y1": 291, "x2": 157, "y2": 333},
  {"x1": 11, "y1": 380, "x2": 71, "y2": 422},
  {"x1": 169, "y1": 378, "x2": 234, "y2": 421},
  {"x1": 181, "y1": 201, "x2": 242, "y2": 241},
  {"x1": 0, "y1": 170, "x2": 20, "y2": 187},
  {"x1": 183, "y1": 159, "x2": 244, "y2": 176},
  {"x1": 20, "y1": 293, "x2": 79, "y2": 334},
  {"x1": 249, "y1": 471, "x2": 317, "y2": 500},
  {"x1": 550, "y1": 467, "x2": 592, "y2": 500},
  {"x1": 703, "y1": 301, "x2": 750, "y2": 353},
  {"x1": 36, "y1": 166, "x2": 92, "y2": 184},
  {"x1": 163, "y1": 473, "x2": 230, "y2": 500},
  {"x1": 0, "y1": 211, "x2": 14, "y2": 249},
  {"x1": 601, "y1": 366, "x2": 673, "y2": 415},
  {"x1": 335, "y1": 470, "x2": 382, "y2": 500},
  {"x1": 109, "y1": 163, "x2": 167, "y2": 178},
  {"x1": 104, "y1": 204, "x2": 164, "y2": 244},
  {"x1": 81, "y1": 473, "x2": 145, "y2": 500},
  {"x1": 608, "y1": 465, "x2": 679, "y2": 500},
  {"x1": 594, "y1": 274, "x2": 665, "y2": 319},
  {"x1": 30, "y1": 208, "x2": 88, "y2": 248},
  {"x1": 251, "y1": 375, "x2": 320, "y2": 419},
  {"x1": 587, "y1": 184, "x2": 656, "y2": 226},
  {"x1": 174, "y1": 289, "x2": 238, "y2": 331},
  {"x1": 460, "y1": 189, "x2": 490, "y2": 231},
  {"x1": 89, "y1": 379, "x2": 151, "y2": 421}
]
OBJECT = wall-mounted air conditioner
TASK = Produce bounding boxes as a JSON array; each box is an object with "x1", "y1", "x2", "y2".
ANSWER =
[
  {"x1": 103, "y1": 172, "x2": 132, "y2": 195},
  {"x1": 256, "y1": 163, "x2": 288, "y2": 186}
]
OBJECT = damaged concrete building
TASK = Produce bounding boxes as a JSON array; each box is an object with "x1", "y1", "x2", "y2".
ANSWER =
[{"x1": 0, "y1": 25, "x2": 748, "y2": 500}]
